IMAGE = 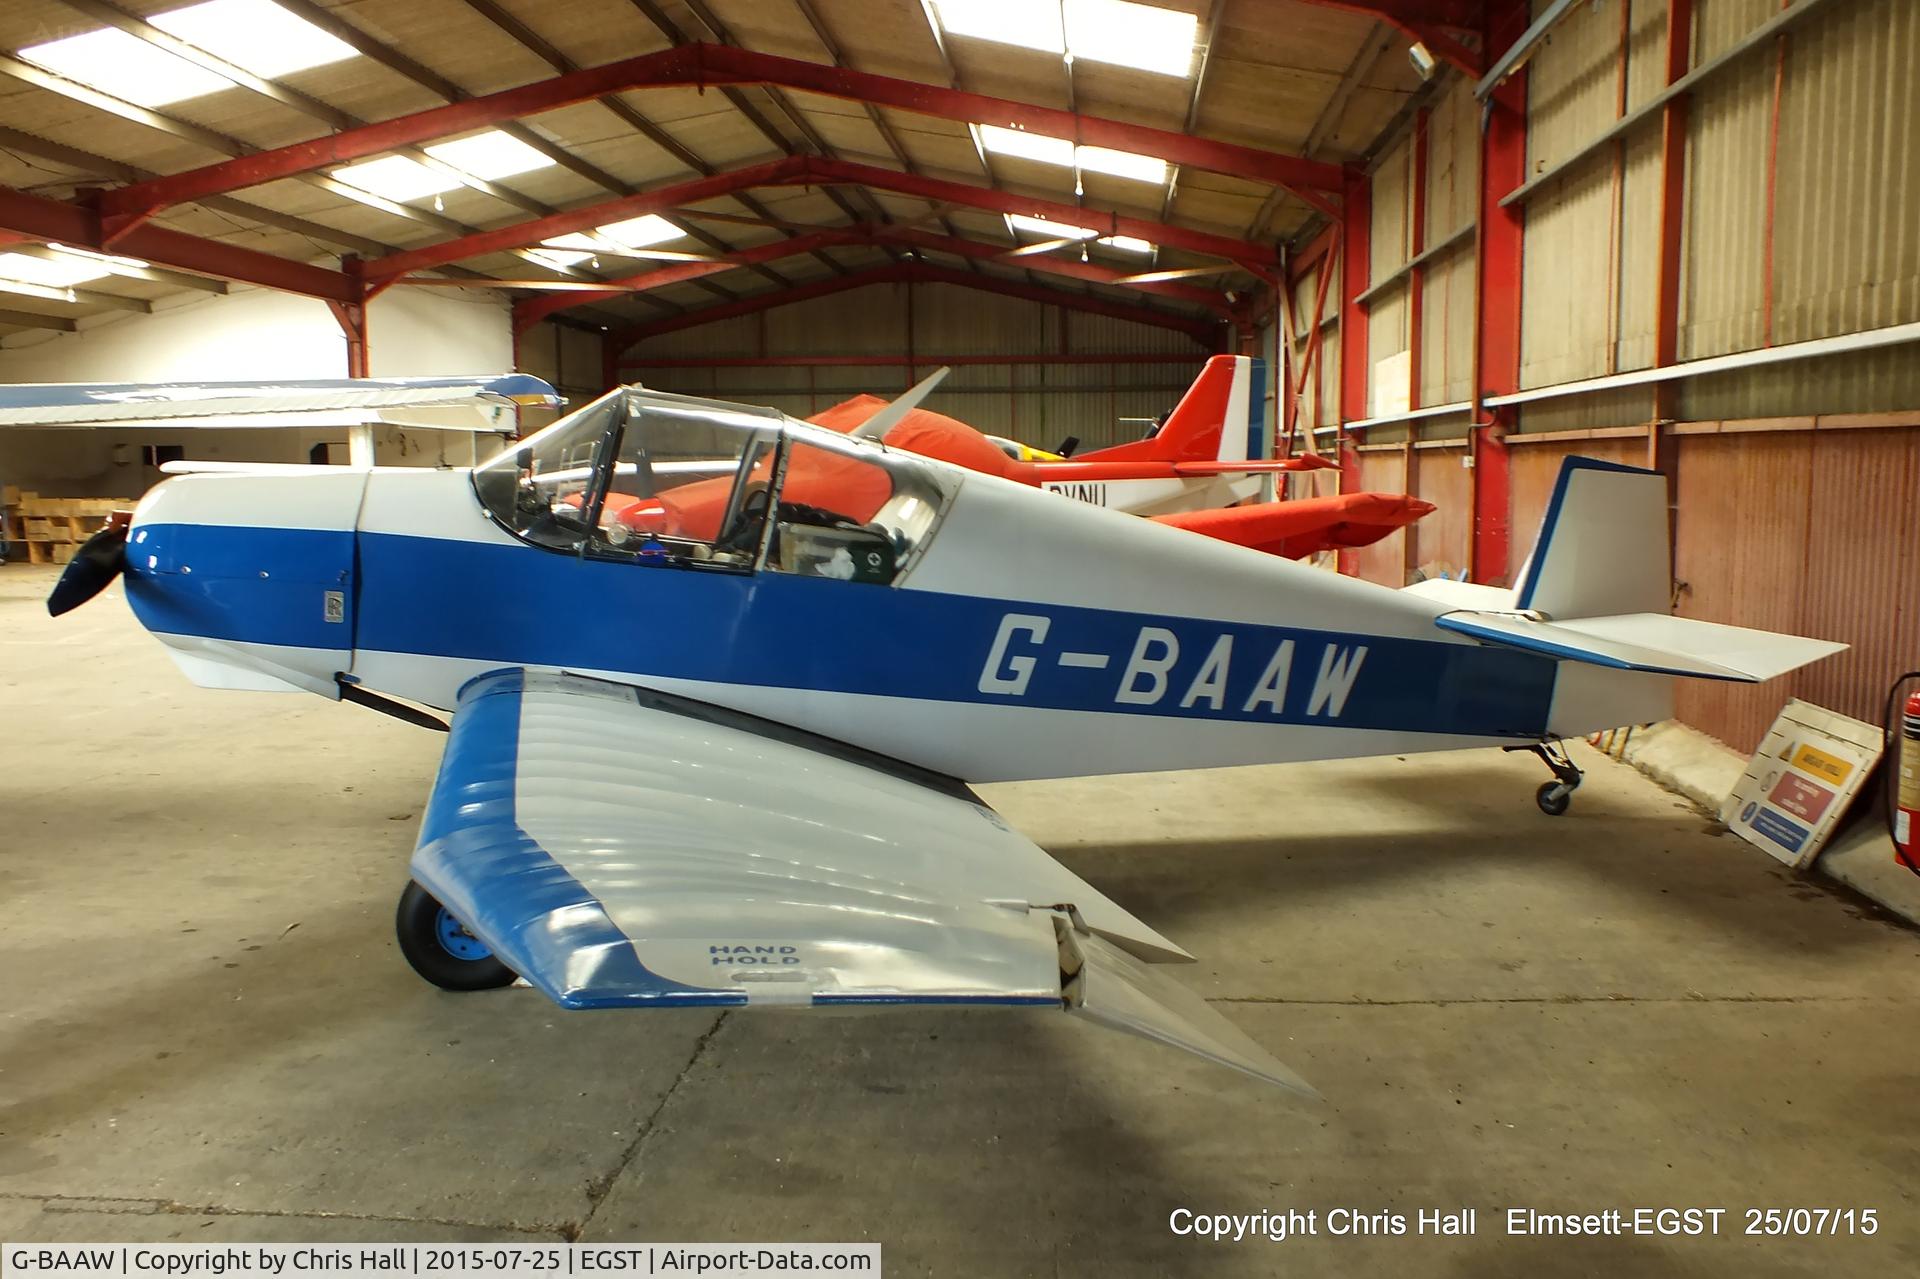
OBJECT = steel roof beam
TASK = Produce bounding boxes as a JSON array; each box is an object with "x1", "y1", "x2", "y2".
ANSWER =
[
  {"x1": 617, "y1": 261, "x2": 1220, "y2": 348},
  {"x1": 96, "y1": 43, "x2": 1344, "y2": 229},
  {"x1": 0, "y1": 185, "x2": 354, "y2": 301},
  {"x1": 361, "y1": 156, "x2": 1280, "y2": 286},
  {"x1": 512, "y1": 223, "x2": 1236, "y2": 330}
]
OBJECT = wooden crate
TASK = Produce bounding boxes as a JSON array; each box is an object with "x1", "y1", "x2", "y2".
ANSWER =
[{"x1": 5, "y1": 493, "x2": 124, "y2": 566}]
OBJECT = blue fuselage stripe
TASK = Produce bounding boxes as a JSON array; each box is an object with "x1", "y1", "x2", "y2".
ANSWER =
[{"x1": 129, "y1": 521, "x2": 1556, "y2": 738}]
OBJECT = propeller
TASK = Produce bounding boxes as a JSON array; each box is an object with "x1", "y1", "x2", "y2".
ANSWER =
[
  {"x1": 849, "y1": 366, "x2": 952, "y2": 441},
  {"x1": 47, "y1": 518, "x2": 129, "y2": 617}
]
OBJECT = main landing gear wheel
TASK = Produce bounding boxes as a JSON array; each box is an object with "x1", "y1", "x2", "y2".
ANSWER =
[
  {"x1": 395, "y1": 880, "x2": 517, "y2": 991},
  {"x1": 1505, "y1": 740, "x2": 1585, "y2": 817}
]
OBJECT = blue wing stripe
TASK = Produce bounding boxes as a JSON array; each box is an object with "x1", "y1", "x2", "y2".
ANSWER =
[{"x1": 411, "y1": 668, "x2": 746, "y2": 1010}]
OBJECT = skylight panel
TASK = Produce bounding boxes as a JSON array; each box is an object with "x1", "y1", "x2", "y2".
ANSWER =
[
  {"x1": 1076, "y1": 144, "x2": 1168, "y2": 184},
  {"x1": 0, "y1": 252, "x2": 109, "y2": 289},
  {"x1": 1007, "y1": 213, "x2": 1097, "y2": 242},
  {"x1": 1063, "y1": 0, "x2": 1198, "y2": 77},
  {"x1": 544, "y1": 214, "x2": 682, "y2": 256},
  {"x1": 523, "y1": 248, "x2": 592, "y2": 272},
  {"x1": 19, "y1": 27, "x2": 233, "y2": 108},
  {"x1": 933, "y1": 0, "x2": 1197, "y2": 77},
  {"x1": 597, "y1": 215, "x2": 682, "y2": 249},
  {"x1": 978, "y1": 126, "x2": 1167, "y2": 185},
  {"x1": 332, "y1": 155, "x2": 461, "y2": 203},
  {"x1": 1005, "y1": 214, "x2": 1152, "y2": 254},
  {"x1": 149, "y1": 0, "x2": 357, "y2": 79},
  {"x1": 424, "y1": 131, "x2": 554, "y2": 182},
  {"x1": 977, "y1": 126, "x2": 1076, "y2": 168},
  {"x1": 930, "y1": 0, "x2": 1063, "y2": 55}
]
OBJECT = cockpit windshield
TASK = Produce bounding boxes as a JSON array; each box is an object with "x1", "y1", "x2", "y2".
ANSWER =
[{"x1": 472, "y1": 387, "x2": 956, "y2": 584}]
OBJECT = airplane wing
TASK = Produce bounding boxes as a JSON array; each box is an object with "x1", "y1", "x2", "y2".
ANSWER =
[
  {"x1": 1023, "y1": 456, "x2": 1338, "y2": 482},
  {"x1": 1153, "y1": 492, "x2": 1436, "y2": 560},
  {"x1": 0, "y1": 374, "x2": 560, "y2": 430},
  {"x1": 409, "y1": 668, "x2": 1313, "y2": 1095}
]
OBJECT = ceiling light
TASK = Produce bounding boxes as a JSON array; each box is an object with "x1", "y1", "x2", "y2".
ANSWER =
[
  {"x1": 332, "y1": 155, "x2": 461, "y2": 203},
  {"x1": 149, "y1": 0, "x2": 357, "y2": 79},
  {"x1": 933, "y1": 0, "x2": 1196, "y2": 77},
  {"x1": 19, "y1": 27, "x2": 233, "y2": 108},
  {"x1": 1006, "y1": 214, "x2": 1152, "y2": 254},
  {"x1": 0, "y1": 251, "x2": 109, "y2": 288},
  {"x1": 424, "y1": 131, "x2": 554, "y2": 182}
]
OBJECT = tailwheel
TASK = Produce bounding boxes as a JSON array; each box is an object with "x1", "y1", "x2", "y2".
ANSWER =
[
  {"x1": 1536, "y1": 781, "x2": 1574, "y2": 817},
  {"x1": 1505, "y1": 740, "x2": 1584, "y2": 817},
  {"x1": 395, "y1": 880, "x2": 517, "y2": 991}
]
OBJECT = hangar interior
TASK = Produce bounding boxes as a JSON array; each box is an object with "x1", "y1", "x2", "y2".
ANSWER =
[{"x1": 3, "y1": 0, "x2": 1919, "y2": 1271}]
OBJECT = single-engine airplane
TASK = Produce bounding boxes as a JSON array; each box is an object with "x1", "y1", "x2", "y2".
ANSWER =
[{"x1": 38, "y1": 380, "x2": 1844, "y2": 1094}]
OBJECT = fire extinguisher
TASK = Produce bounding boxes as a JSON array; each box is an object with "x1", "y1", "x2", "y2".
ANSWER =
[{"x1": 1890, "y1": 674, "x2": 1920, "y2": 875}]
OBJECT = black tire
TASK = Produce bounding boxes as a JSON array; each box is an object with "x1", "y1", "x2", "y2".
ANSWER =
[
  {"x1": 1535, "y1": 781, "x2": 1572, "y2": 817},
  {"x1": 395, "y1": 880, "x2": 517, "y2": 991}
]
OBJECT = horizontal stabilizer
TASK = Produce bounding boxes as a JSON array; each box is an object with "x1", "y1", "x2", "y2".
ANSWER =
[{"x1": 1437, "y1": 610, "x2": 1847, "y2": 683}]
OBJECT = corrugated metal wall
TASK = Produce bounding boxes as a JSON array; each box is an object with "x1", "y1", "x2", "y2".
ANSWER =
[
  {"x1": 1346, "y1": 0, "x2": 1920, "y2": 751},
  {"x1": 628, "y1": 282, "x2": 1207, "y2": 451}
]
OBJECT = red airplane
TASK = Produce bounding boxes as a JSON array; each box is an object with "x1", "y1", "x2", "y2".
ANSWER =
[{"x1": 607, "y1": 355, "x2": 1431, "y2": 561}]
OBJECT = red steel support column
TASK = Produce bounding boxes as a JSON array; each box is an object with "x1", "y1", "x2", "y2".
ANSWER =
[
  {"x1": 1470, "y1": 1, "x2": 1529, "y2": 585},
  {"x1": 327, "y1": 256, "x2": 370, "y2": 377},
  {"x1": 1408, "y1": 108, "x2": 1430, "y2": 413},
  {"x1": 1651, "y1": 0, "x2": 1694, "y2": 508},
  {"x1": 1336, "y1": 164, "x2": 1370, "y2": 575}
]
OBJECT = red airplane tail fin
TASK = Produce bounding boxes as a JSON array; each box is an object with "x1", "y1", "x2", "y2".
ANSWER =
[{"x1": 1078, "y1": 354, "x2": 1250, "y2": 464}]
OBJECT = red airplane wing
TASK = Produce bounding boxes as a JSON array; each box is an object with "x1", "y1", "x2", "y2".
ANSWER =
[{"x1": 1151, "y1": 492, "x2": 1436, "y2": 560}]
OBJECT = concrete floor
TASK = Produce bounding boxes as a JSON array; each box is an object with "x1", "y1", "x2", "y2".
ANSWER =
[{"x1": 4, "y1": 562, "x2": 1919, "y2": 1277}]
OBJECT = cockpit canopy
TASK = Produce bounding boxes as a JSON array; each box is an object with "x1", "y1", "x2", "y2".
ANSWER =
[{"x1": 472, "y1": 386, "x2": 957, "y2": 585}]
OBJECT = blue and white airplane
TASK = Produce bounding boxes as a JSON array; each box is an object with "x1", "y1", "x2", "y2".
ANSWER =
[{"x1": 35, "y1": 378, "x2": 1843, "y2": 1094}]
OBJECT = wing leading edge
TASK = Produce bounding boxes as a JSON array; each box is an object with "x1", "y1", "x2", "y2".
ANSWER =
[{"x1": 410, "y1": 669, "x2": 1313, "y2": 1095}]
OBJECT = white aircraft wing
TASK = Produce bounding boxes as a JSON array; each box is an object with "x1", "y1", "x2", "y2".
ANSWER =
[
  {"x1": 0, "y1": 374, "x2": 560, "y2": 431},
  {"x1": 409, "y1": 668, "x2": 1313, "y2": 1095}
]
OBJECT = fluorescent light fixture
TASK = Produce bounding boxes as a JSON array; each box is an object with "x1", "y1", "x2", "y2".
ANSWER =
[
  {"x1": 976, "y1": 125, "x2": 1167, "y2": 184},
  {"x1": 542, "y1": 214, "x2": 683, "y2": 254},
  {"x1": 424, "y1": 131, "x2": 554, "y2": 182},
  {"x1": 149, "y1": 0, "x2": 357, "y2": 79},
  {"x1": 19, "y1": 26, "x2": 233, "y2": 108},
  {"x1": 933, "y1": 0, "x2": 1196, "y2": 77},
  {"x1": 332, "y1": 155, "x2": 461, "y2": 203},
  {"x1": 1006, "y1": 213, "x2": 1152, "y2": 254},
  {"x1": 0, "y1": 251, "x2": 108, "y2": 288}
]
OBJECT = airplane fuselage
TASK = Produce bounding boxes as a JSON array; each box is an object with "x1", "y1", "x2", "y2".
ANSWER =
[{"x1": 120, "y1": 429, "x2": 1602, "y2": 784}]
